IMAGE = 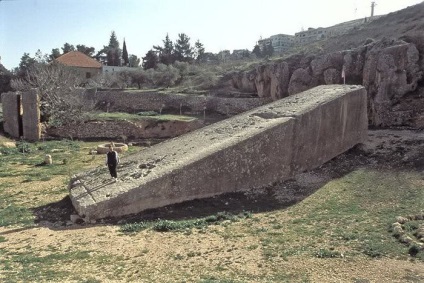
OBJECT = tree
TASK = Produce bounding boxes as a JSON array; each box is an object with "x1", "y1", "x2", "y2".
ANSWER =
[
  {"x1": 128, "y1": 54, "x2": 140, "y2": 67},
  {"x1": 128, "y1": 69, "x2": 149, "y2": 89},
  {"x1": 122, "y1": 39, "x2": 129, "y2": 66},
  {"x1": 0, "y1": 63, "x2": 12, "y2": 94},
  {"x1": 76, "y1": 45, "x2": 95, "y2": 57},
  {"x1": 262, "y1": 44, "x2": 274, "y2": 57},
  {"x1": 252, "y1": 44, "x2": 261, "y2": 58},
  {"x1": 10, "y1": 62, "x2": 90, "y2": 126},
  {"x1": 174, "y1": 33, "x2": 193, "y2": 62},
  {"x1": 152, "y1": 63, "x2": 179, "y2": 87},
  {"x1": 154, "y1": 34, "x2": 175, "y2": 65},
  {"x1": 15, "y1": 53, "x2": 37, "y2": 78},
  {"x1": 106, "y1": 31, "x2": 121, "y2": 66},
  {"x1": 49, "y1": 48, "x2": 61, "y2": 61},
  {"x1": 142, "y1": 49, "x2": 159, "y2": 70},
  {"x1": 62, "y1": 43, "x2": 75, "y2": 54},
  {"x1": 34, "y1": 49, "x2": 48, "y2": 64},
  {"x1": 194, "y1": 40, "x2": 205, "y2": 62}
]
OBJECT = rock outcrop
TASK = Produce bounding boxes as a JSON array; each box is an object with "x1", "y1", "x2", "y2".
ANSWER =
[{"x1": 229, "y1": 38, "x2": 424, "y2": 128}]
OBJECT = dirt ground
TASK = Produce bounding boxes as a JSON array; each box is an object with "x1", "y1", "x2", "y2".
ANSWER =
[{"x1": 1, "y1": 129, "x2": 424, "y2": 282}]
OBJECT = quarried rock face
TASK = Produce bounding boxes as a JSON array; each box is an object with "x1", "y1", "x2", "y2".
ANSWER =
[
  {"x1": 363, "y1": 42, "x2": 422, "y2": 126},
  {"x1": 229, "y1": 38, "x2": 424, "y2": 128},
  {"x1": 69, "y1": 85, "x2": 367, "y2": 219}
]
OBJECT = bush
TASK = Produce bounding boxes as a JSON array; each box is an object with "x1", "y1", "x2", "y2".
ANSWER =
[
  {"x1": 315, "y1": 248, "x2": 343, "y2": 258},
  {"x1": 408, "y1": 244, "x2": 421, "y2": 257}
]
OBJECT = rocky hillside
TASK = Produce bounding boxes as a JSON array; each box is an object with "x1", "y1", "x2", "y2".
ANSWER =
[{"x1": 227, "y1": 3, "x2": 424, "y2": 129}]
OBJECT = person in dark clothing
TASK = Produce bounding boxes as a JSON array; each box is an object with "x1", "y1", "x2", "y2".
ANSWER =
[{"x1": 105, "y1": 144, "x2": 119, "y2": 179}]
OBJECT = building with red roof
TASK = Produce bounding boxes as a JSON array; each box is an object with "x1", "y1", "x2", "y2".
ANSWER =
[{"x1": 55, "y1": 51, "x2": 102, "y2": 79}]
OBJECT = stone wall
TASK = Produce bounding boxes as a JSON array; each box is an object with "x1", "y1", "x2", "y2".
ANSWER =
[
  {"x1": 47, "y1": 118, "x2": 204, "y2": 140},
  {"x1": 69, "y1": 85, "x2": 368, "y2": 219},
  {"x1": 91, "y1": 90, "x2": 270, "y2": 116}
]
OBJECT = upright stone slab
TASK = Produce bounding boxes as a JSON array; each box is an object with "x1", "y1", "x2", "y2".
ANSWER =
[
  {"x1": 69, "y1": 85, "x2": 368, "y2": 219},
  {"x1": 1, "y1": 91, "x2": 21, "y2": 139},
  {"x1": 21, "y1": 89, "x2": 41, "y2": 141}
]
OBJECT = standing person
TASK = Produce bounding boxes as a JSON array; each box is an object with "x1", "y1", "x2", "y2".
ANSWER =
[{"x1": 105, "y1": 144, "x2": 119, "y2": 180}]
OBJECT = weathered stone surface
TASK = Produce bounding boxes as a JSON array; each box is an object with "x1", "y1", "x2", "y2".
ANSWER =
[
  {"x1": 324, "y1": 68, "x2": 342, "y2": 84},
  {"x1": 231, "y1": 70, "x2": 257, "y2": 93},
  {"x1": 1, "y1": 91, "x2": 20, "y2": 138},
  {"x1": 228, "y1": 38, "x2": 424, "y2": 128},
  {"x1": 253, "y1": 62, "x2": 291, "y2": 100},
  {"x1": 310, "y1": 52, "x2": 344, "y2": 78},
  {"x1": 363, "y1": 42, "x2": 422, "y2": 126},
  {"x1": 21, "y1": 89, "x2": 41, "y2": 141},
  {"x1": 254, "y1": 65, "x2": 272, "y2": 98},
  {"x1": 69, "y1": 85, "x2": 367, "y2": 219},
  {"x1": 288, "y1": 68, "x2": 314, "y2": 95},
  {"x1": 47, "y1": 118, "x2": 204, "y2": 140},
  {"x1": 269, "y1": 62, "x2": 291, "y2": 100}
]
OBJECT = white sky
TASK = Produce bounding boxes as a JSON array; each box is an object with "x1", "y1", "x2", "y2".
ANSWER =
[{"x1": 0, "y1": 0, "x2": 422, "y2": 70}]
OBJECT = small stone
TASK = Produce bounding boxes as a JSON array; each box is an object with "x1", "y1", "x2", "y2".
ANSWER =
[
  {"x1": 396, "y1": 216, "x2": 408, "y2": 224},
  {"x1": 1, "y1": 142, "x2": 16, "y2": 148},
  {"x1": 44, "y1": 154, "x2": 52, "y2": 165}
]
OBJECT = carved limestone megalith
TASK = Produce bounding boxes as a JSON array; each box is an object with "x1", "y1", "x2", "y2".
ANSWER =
[{"x1": 69, "y1": 85, "x2": 368, "y2": 220}]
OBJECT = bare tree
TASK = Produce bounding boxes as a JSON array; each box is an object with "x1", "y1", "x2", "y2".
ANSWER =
[{"x1": 11, "y1": 62, "x2": 94, "y2": 126}]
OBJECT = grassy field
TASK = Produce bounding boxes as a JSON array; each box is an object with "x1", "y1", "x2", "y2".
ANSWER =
[{"x1": 0, "y1": 132, "x2": 423, "y2": 282}]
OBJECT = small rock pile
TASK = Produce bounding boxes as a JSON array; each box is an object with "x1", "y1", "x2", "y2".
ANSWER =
[{"x1": 391, "y1": 213, "x2": 424, "y2": 256}]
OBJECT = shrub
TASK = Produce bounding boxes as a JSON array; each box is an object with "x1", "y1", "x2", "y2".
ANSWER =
[
  {"x1": 408, "y1": 244, "x2": 421, "y2": 257},
  {"x1": 315, "y1": 248, "x2": 342, "y2": 258}
]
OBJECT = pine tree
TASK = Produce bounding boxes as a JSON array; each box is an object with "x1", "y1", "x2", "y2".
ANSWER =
[
  {"x1": 142, "y1": 50, "x2": 159, "y2": 70},
  {"x1": 16, "y1": 53, "x2": 37, "y2": 77},
  {"x1": 49, "y1": 48, "x2": 61, "y2": 61},
  {"x1": 154, "y1": 34, "x2": 175, "y2": 65},
  {"x1": 106, "y1": 31, "x2": 122, "y2": 66},
  {"x1": 174, "y1": 33, "x2": 193, "y2": 62},
  {"x1": 122, "y1": 39, "x2": 129, "y2": 66},
  {"x1": 61, "y1": 43, "x2": 75, "y2": 54},
  {"x1": 76, "y1": 45, "x2": 96, "y2": 57},
  {"x1": 194, "y1": 40, "x2": 205, "y2": 62},
  {"x1": 252, "y1": 44, "x2": 262, "y2": 58}
]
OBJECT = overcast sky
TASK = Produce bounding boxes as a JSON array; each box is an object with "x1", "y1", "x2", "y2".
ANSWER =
[{"x1": 0, "y1": 0, "x2": 422, "y2": 70}]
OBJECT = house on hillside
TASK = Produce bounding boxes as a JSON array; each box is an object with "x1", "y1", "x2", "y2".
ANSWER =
[{"x1": 55, "y1": 51, "x2": 102, "y2": 79}]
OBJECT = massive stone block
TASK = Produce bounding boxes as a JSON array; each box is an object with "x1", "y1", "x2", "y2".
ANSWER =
[
  {"x1": 69, "y1": 85, "x2": 368, "y2": 219},
  {"x1": 1, "y1": 91, "x2": 21, "y2": 138},
  {"x1": 21, "y1": 89, "x2": 41, "y2": 141}
]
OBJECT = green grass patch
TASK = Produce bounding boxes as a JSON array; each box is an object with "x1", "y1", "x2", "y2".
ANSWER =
[
  {"x1": 0, "y1": 202, "x2": 34, "y2": 227},
  {"x1": 0, "y1": 249, "x2": 127, "y2": 282},
  {"x1": 257, "y1": 169, "x2": 424, "y2": 261}
]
